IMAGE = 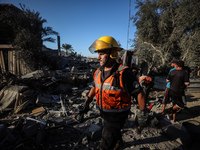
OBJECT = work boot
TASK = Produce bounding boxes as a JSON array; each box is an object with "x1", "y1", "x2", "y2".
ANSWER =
[{"x1": 113, "y1": 140, "x2": 124, "y2": 150}]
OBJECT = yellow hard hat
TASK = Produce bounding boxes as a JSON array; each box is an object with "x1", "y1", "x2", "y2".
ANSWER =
[{"x1": 89, "y1": 36, "x2": 123, "y2": 59}]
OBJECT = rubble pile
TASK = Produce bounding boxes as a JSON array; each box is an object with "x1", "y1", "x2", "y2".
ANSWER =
[{"x1": 0, "y1": 68, "x2": 200, "y2": 150}]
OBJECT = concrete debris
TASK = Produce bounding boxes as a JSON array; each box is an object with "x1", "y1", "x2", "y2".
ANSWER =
[
  {"x1": 36, "y1": 93, "x2": 60, "y2": 106},
  {"x1": 0, "y1": 85, "x2": 28, "y2": 113},
  {"x1": 0, "y1": 61, "x2": 200, "y2": 150}
]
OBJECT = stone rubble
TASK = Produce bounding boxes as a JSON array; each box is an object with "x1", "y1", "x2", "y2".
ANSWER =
[{"x1": 0, "y1": 64, "x2": 200, "y2": 150}]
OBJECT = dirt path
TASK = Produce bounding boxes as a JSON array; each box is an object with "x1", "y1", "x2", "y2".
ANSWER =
[
  {"x1": 179, "y1": 92, "x2": 200, "y2": 124},
  {"x1": 120, "y1": 91, "x2": 200, "y2": 150}
]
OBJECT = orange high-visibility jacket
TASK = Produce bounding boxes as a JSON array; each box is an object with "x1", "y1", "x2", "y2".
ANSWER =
[
  {"x1": 93, "y1": 65, "x2": 131, "y2": 112},
  {"x1": 138, "y1": 76, "x2": 152, "y2": 84}
]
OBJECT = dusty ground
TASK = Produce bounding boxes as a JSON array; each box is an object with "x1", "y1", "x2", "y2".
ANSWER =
[
  {"x1": 70, "y1": 90, "x2": 200, "y2": 150},
  {"x1": 0, "y1": 90, "x2": 199, "y2": 150},
  {"x1": 119, "y1": 91, "x2": 200, "y2": 150},
  {"x1": 149, "y1": 91, "x2": 200, "y2": 124}
]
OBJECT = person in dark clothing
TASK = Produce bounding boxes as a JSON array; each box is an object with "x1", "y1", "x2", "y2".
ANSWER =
[
  {"x1": 166, "y1": 60, "x2": 190, "y2": 123},
  {"x1": 80, "y1": 36, "x2": 147, "y2": 150},
  {"x1": 161, "y1": 59, "x2": 178, "y2": 114}
]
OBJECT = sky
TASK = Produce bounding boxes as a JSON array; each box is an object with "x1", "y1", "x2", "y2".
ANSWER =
[{"x1": 1, "y1": 0, "x2": 137, "y2": 57}]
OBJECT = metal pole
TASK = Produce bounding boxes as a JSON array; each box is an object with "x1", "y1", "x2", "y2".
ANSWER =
[{"x1": 57, "y1": 35, "x2": 61, "y2": 57}]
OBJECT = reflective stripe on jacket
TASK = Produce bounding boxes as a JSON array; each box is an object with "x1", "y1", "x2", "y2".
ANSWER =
[{"x1": 94, "y1": 65, "x2": 131, "y2": 112}]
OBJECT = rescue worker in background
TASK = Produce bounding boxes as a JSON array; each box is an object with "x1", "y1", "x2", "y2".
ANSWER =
[
  {"x1": 161, "y1": 59, "x2": 178, "y2": 114},
  {"x1": 138, "y1": 75, "x2": 153, "y2": 104},
  {"x1": 80, "y1": 36, "x2": 147, "y2": 150}
]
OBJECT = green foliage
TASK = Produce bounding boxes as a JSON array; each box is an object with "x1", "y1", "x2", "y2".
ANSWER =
[
  {"x1": 62, "y1": 43, "x2": 74, "y2": 55},
  {"x1": 0, "y1": 4, "x2": 58, "y2": 70},
  {"x1": 133, "y1": 0, "x2": 200, "y2": 76}
]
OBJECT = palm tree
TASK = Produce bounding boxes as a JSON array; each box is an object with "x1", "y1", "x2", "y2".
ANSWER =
[
  {"x1": 1, "y1": 3, "x2": 59, "y2": 70},
  {"x1": 19, "y1": 3, "x2": 58, "y2": 45},
  {"x1": 62, "y1": 43, "x2": 74, "y2": 55}
]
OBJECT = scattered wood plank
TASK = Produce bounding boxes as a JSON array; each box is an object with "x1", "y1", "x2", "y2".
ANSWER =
[
  {"x1": 0, "y1": 51, "x2": 6, "y2": 74},
  {"x1": 31, "y1": 107, "x2": 46, "y2": 116}
]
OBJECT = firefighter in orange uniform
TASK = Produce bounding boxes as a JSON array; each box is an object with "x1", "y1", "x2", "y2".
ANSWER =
[{"x1": 81, "y1": 36, "x2": 147, "y2": 150}]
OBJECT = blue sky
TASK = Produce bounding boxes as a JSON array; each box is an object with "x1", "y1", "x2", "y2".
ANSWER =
[{"x1": 1, "y1": 0, "x2": 137, "y2": 57}]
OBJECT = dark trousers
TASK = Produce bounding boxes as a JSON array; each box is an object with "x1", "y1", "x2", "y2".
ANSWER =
[
  {"x1": 99, "y1": 110, "x2": 129, "y2": 150},
  {"x1": 170, "y1": 90, "x2": 185, "y2": 109},
  {"x1": 162, "y1": 87, "x2": 170, "y2": 104}
]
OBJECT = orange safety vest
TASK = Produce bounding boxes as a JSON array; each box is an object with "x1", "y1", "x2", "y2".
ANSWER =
[
  {"x1": 138, "y1": 76, "x2": 152, "y2": 85},
  {"x1": 93, "y1": 65, "x2": 131, "y2": 112}
]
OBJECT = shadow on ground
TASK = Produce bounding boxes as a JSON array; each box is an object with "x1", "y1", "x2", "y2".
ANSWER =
[
  {"x1": 176, "y1": 106, "x2": 200, "y2": 122},
  {"x1": 186, "y1": 94, "x2": 200, "y2": 103}
]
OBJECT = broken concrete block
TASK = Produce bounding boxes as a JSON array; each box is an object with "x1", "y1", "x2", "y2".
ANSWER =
[
  {"x1": 81, "y1": 90, "x2": 89, "y2": 97},
  {"x1": 48, "y1": 110, "x2": 61, "y2": 117},
  {"x1": 52, "y1": 117, "x2": 63, "y2": 123}
]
